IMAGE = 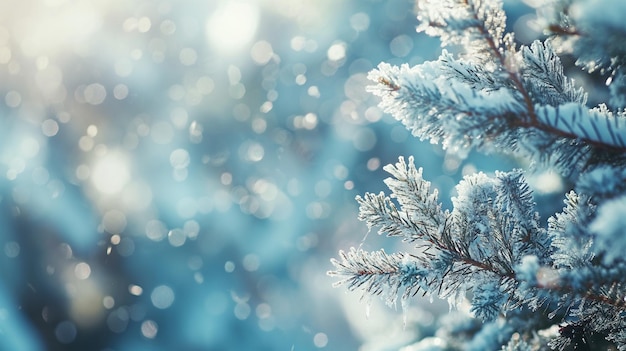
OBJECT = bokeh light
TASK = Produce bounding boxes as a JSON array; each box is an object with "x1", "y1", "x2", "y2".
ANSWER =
[
  {"x1": 91, "y1": 151, "x2": 131, "y2": 195},
  {"x1": 206, "y1": 1, "x2": 260, "y2": 53}
]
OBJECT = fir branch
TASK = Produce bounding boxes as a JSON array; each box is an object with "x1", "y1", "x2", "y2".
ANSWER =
[
  {"x1": 457, "y1": 0, "x2": 537, "y2": 126},
  {"x1": 416, "y1": 0, "x2": 507, "y2": 63},
  {"x1": 367, "y1": 61, "x2": 525, "y2": 153},
  {"x1": 439, "y1": 50, "x2": 509, "y2": 91},
  {"x1": 521, "y1": 41, "x2": 587, "y2": 106},
  {"x1": 534, "y1": 103, "x2": 626, "y2": 149},
  {"x1": 328, "y1": 248, "x2": 427, "y2": 306},
  {"x1": 333, "y1": 0, "x2": 626, "y2": 349},
  {"x1": 383, "y1": 156, "x2": 445, "y2": 236},
  {"x1": 380, "y1": 0, "x2": 626, "y2": 172},
  {"x1": 356, "y1": 191, "x2": 426, "y2": 242},
  {"x1": 451, "y1": 172, "x2": 517, "y2": 275},
  {"x1": 493, "y1": 170, "x2": 551, "y2": 264},
  {"x1": 470, "y1": 277, "x2": 508, "y2": 321},
  {"x1": 548, "y1": 191, "x2": 596, "y2": 269},
  {"x1": 369, "y1": 60, "x2": 626, "y2": 177},
  {"x1": 344, "y1": 157, "x2": 564, "y2": 320},
  {"x1": 335, "y1": 157, "x2": 626, "y2": 325}
]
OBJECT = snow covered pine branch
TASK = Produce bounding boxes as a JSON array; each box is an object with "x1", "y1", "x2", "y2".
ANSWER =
[{"x1": 329, "y1": 0, "x2": 626, "y2": 350}]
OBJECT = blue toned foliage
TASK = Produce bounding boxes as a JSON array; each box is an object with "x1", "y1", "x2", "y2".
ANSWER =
[{"x1": 330, "y1": 0, "x2": 626, "y2": 350}]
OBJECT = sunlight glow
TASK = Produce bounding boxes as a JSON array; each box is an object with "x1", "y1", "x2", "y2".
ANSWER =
[
  {"x1": 91, "y1": 151, "x2": 131, "y2": 195},
  {"x1": 206, "y1": 1, "x2": 260, "y2": 53},
  {"x1": 16, "y1": 2, "x2": 102, "y2": 57}
]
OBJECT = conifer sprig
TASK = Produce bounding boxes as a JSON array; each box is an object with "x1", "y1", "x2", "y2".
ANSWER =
[
  {"x1": 369, "y1": 0, "x2": 626, "y2": 178},
  {"x1": 331, "y1": 0, "x2": 626, "y2": 349}
]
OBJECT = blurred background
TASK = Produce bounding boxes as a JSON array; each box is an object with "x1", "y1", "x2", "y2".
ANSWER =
[{"x1": 0, "y1": 0, "x2": 559, "y2": 350}]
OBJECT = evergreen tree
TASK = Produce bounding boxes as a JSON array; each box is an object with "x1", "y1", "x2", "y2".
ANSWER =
[{"x1": 329, "y1": 0, "x2": 626, "y2": 349}]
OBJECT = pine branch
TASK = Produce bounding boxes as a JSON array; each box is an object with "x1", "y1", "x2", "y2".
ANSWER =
[
  {"x1": 333, "y1": 0, "x2": 626, "y2": 349},
  {"x1": 335, "y1": 157, "x2": 558, "y2": 320},
  {"x1": 416, "y1": 0, "x2": 507, "y2": 63},
  {"x1": 548, "y1": 191, "x2": 595, "y2": 269},
  {"x1": 372, "y1": 0, "x2": 626, "y2": 177},
  {"x1": 328, "y1": 248, "x2": 427, "y2": 307},
  {"x1": 534, "y1": 103, "x2": 626, "y2": 149},
  {"x1": 460, "y1": 0, "x2": 537, "y2": 126},
  {"x1": 367, "y1": 62, "x2": 524, "y2": 154},
  {"x1": 333, "y1": 157, "x2": 626, "y2": 326},
  {"x1": 521, "y1": 41, "x2": 587, "y2": 106},
  {"x1": 382, "y1": 156, "x2": 445, "y2": 237}
]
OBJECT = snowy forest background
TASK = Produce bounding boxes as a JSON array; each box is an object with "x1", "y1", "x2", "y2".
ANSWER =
[{"x1": 0, "y1": 0, "x2": 603, "y2": 350}]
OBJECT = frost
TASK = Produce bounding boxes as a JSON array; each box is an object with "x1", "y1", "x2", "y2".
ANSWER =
[
  {"x1": 334, "y1": 158, "x2": 549, "y2": 321},
  {"x1": 535, "y1": 103, "x2": 626, "y2": 148},
  {"x1": 332, "y1": 0, "x2": 626, "y2": 350}
]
